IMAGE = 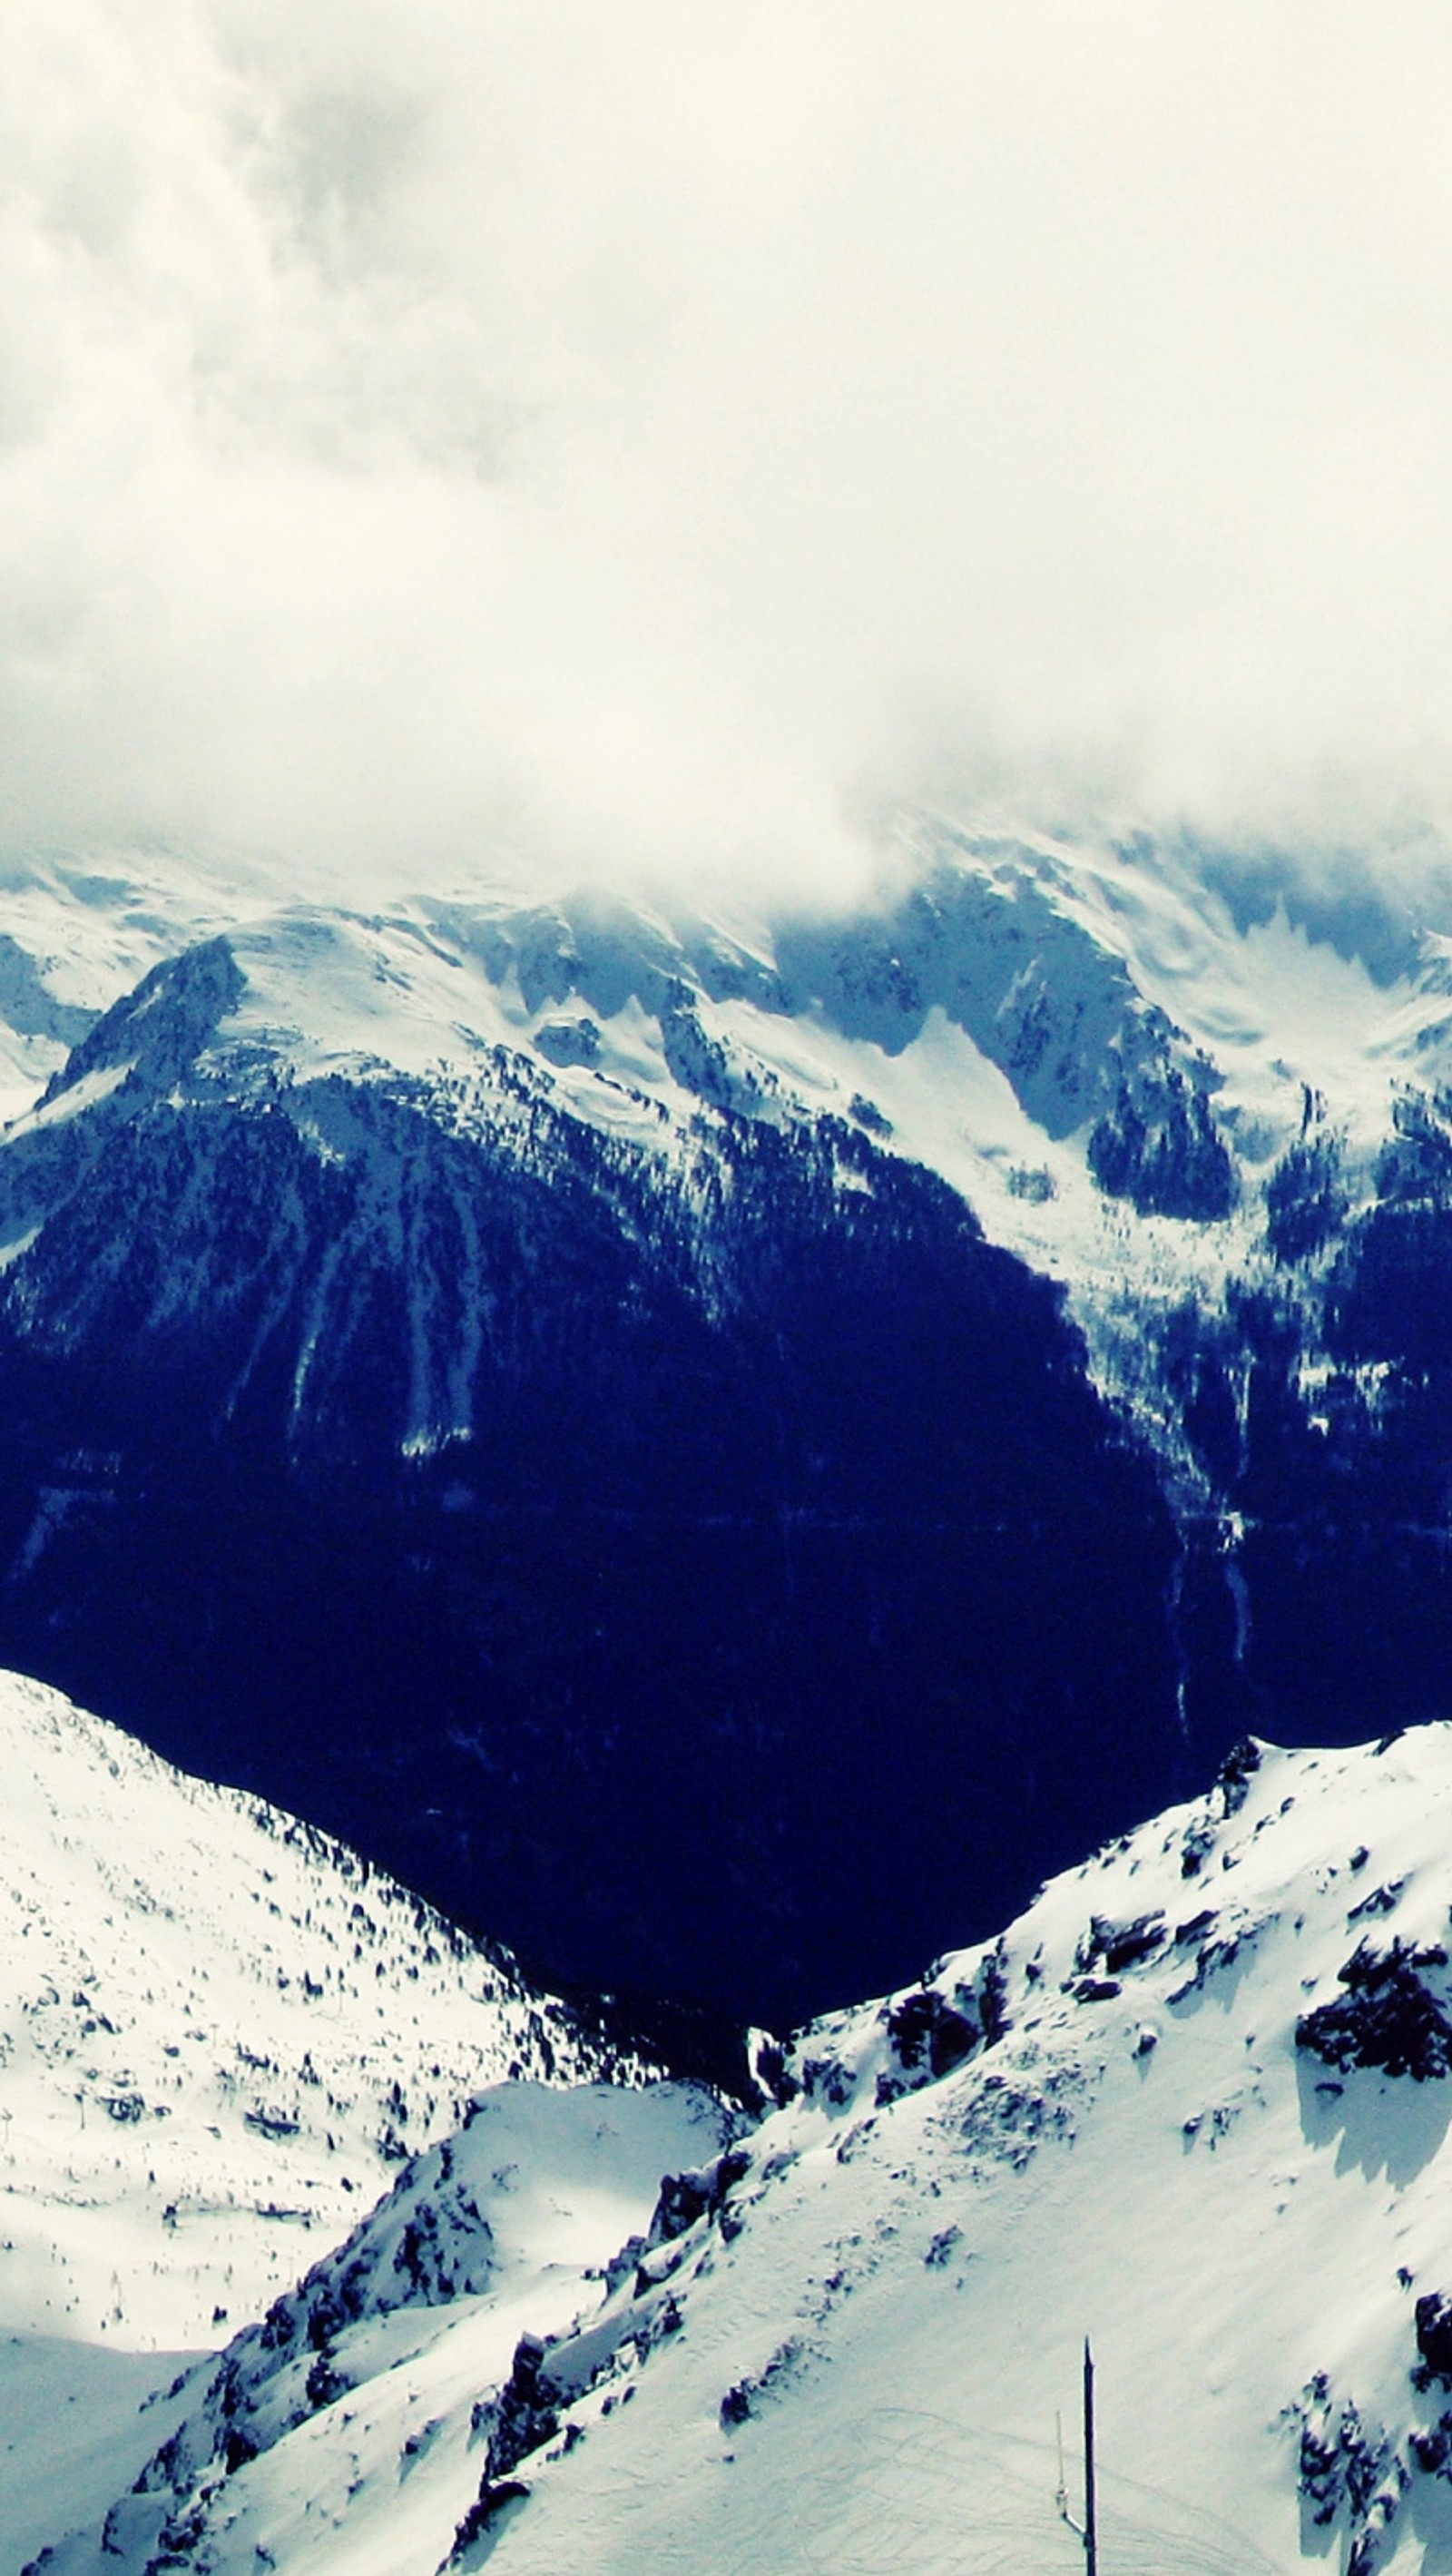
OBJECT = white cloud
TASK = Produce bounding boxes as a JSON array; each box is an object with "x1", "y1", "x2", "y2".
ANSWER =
[{"x1": 0, "y1": 0, "x2": 1449, "y2": 908}]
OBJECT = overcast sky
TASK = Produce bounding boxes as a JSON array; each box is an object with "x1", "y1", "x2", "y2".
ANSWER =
[{"x1": 1, "y1": 1, "x2": 1450, "y2": 909}]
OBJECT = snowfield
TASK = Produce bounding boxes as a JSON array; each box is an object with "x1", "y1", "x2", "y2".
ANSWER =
[{"x1": 0, "y1": 1669, "x2": 634, "y2": 2357}]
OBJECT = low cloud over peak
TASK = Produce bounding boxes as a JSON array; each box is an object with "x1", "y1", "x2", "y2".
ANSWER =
[{"x1": 1, "y1": 1, "x2": 1450, "y2": 908}]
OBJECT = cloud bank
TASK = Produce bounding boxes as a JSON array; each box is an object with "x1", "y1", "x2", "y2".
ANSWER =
[{"x1": 0, "y1": 0, "x2": 1450, "y2": 906}]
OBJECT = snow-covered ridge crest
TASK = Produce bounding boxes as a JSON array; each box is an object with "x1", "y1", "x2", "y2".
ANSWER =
[
  {"x1": 0, "y1": 1667, "x2": 643, "y2": 2358},
  {"x1": 31, "y1": 2079, "x2": 731, "y2": 2576},
  {"x1": 0, "y1": 825, "x2": 1432, "y2": 1387},
  {"x1": 0, "y1": 823, "x2": 1424, "y2": 1364}
]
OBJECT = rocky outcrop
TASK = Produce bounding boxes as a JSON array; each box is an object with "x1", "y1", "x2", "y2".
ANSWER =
[{"x1": 1297, "y1": 1942, "x2": 1452, "y2": 2082}]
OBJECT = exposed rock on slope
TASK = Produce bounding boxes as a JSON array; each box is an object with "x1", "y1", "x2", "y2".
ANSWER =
[{"x1": 25, "y1": 2082, "x2": 728, "y2": 2576}]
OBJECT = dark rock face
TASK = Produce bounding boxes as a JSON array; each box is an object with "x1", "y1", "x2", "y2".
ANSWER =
[
  {"x1": 1415, "y1": 2292, "x2": 1452, "y2": 2387},
  {"x1": 773, "y1": 862, "x2": 1237, "y2": 1207},
  {"x1": 1298, "y1": 1942, "x2": 1452, "y2": 2082},
  {"x1": 479, "y1": 2334, "x2": 560, "y2": 2485},
  {"x1": 1076, "y1": 1912, "x2": 1166, "y2": 1976},
  {"x1": 0, "y1": 955, "x2": 1186, "y2": 2029},
  {"x1": 1294, "y1": 2372, "x2": 1407, "y2": 2567},
  {"x1": 649, "y1": 2149, "x2": 751, "y2": 2247},
  {"x1": 1266, "y1": 1134, "x2": 1349, "y2": 1264},
  {"x1": 1086, "y1": 1066, "x2": 1237, "y2": 1221},
  {"x1": 1119, "y1": 1148, "x2": 1452, "y2": 1762},
  {"x1": 1215, "y1": 1738, "x2": 1262, "y2": 1816},
  {"x1": 883, "y1": 1989, "x2": 980, "y2": 2085},
  {"x1": 38, "y1": 937, "x2": 244, "y2": 1105}
]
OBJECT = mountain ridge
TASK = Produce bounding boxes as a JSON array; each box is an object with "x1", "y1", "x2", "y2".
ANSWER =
[
  {"x1": 0, "y1": 837, "x2": 1196, "y2": 2025},
  {"x1": 3, "y1": 829, "x2": 1452, "y2": 2020},
  {"x1": 30, "y1": 1706, "x2": 1452, "y2": 2575}
]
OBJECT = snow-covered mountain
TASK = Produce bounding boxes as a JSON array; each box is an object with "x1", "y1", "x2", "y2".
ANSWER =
[
  {"x1": 23, "y1": 2077, "x2": 732, "y2": 2576},
  {"x1": 0, "y1": 1666, "x2": 635, "y2": 2348},
  {"x1": 0, "y1": 1667, "x2": 678, "y2": 2568},
  {"x1": 442, "y1": 1717, "x2": 1452, "y2": 2576},
  {"x1": 1, "y1": 824, "x2": 1452, "y2": 2020},
  {"x1": 34, "y1": 1713, "x2": 1452, "y2": 2576}
]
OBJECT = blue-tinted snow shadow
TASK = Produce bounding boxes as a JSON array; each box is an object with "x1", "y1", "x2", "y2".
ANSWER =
[
  {"x1": 0, "y1": 2333, "x2": 201, "y2": 2571},
  {"x1": 1296, "y1": 2484, "x2": 1341, "y2": 2567},
  {"x1": 1163, "y1": 1933, "x2": 1264, "y2": 2026},
  {"x1": 1405, "y1": 2466, "x2": 1452, "y2": 2576},
  {"x1": 1295, "y1": 2052, "x2": 1452, "y2": 2188}
]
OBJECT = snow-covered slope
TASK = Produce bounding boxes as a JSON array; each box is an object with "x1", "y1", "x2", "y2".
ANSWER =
[
  {"x1": 24, "y1": 2079, "x2": 731, "y2": 2576},
  {"x1": 0, "y1": 821, "x2": 1440, "y2": 1237},
  {"x1": 0, "y1": 1667, "x2": 690, "y2": 2570},
  {"x1": 443, "y1": 1720, "x2": 1452, "y2": 2576},
  {"x1": 44, "y1": 1719, "x2": 1452, "y2": 2576},
  {"x1": 0, "y1": 1667, "x2": 634, "y2": 2359},
  {"x1": 0, "y1": 819, "x2": 1439, "y2": 1438}
]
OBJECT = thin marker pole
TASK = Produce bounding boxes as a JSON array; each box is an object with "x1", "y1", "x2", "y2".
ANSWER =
[{"x1": 1084, "y1": 2337, "x2": 1098, "y2": 2576}]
